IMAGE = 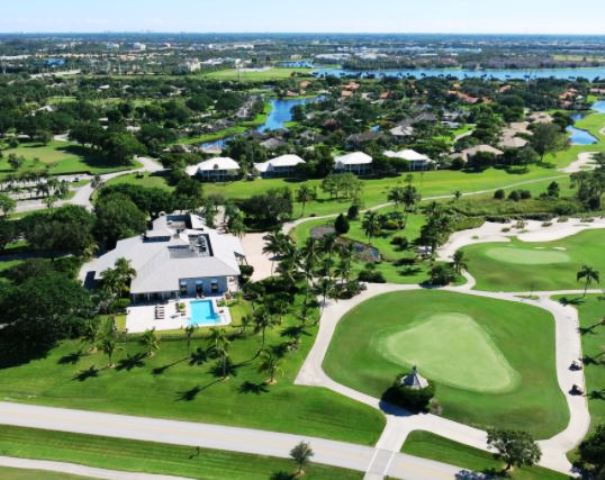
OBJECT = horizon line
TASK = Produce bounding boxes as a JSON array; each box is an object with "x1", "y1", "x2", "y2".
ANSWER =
[{"x1": 1, "y1": 31, "x2": 605, "y2": 36}]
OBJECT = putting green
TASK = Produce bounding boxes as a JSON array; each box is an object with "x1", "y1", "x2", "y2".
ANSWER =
[
  {"x1": 484, "y1": 246, "x2": 570, "y2": 265},
  {"x1": 374, "y1": 313, "x2": 520, "y2": 393}
]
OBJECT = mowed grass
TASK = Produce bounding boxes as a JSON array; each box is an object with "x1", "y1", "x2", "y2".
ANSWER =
[
  {"x1": 0, "y1": 141, "x2": 137, "y2": 177},
  {"x1": 402, "y1": 431, "x2": 569, "y2": 480},
  {"x1": 0, "y1": 298, "x2": 384, "y2": 446},
  {"x1": 0, "y1": 467, "x2": 92, "y2": 480},
  {"x1": 202, "y1": 67, "x2": 312, "y2": 82},
  {"x1": 553, "y1": 294, "x2": 605, "y2": 433},
  {"x1": 323, "y1": 290, "x2": 568, "y2": 438},
  {"x1": 463, "y1": 229, "x2": 605, "y2": 292},
  {"x1": 105, "y1": 171, "x2": 174, "y2": 191},
  {"x1": 0, "y1": 425, "x2": 362, "y2": 480}
]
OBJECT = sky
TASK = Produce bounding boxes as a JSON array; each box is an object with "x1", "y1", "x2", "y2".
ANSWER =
[{"x1": 1, "y1": 0, "x2": 605, "y2": 35}]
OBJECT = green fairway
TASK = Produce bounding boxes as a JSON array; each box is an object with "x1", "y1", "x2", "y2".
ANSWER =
[
  {"x1": 202, "y1": 67, "x2": 312, "y2": 82},
  {"x1": 0, "y1": 425, "x2": 362, "y2": 480},
  {"x1": 0, "y1": 141, "x2": 138, "y2": 177},
  {"x1": 105, "y1": 171, "x2": 174, "y2": 191},
  {"x1": 553, "y1": 294, "x2": 605, "y2": 433},
  {"x1": 0, "y1": 297, "x2": 384, "y2": 446},
  {"x1": 0, "y1": 467, "x2": 91, "y2": 480},
  {"x1": 463, "y1": 229, "x2": 605, "y2": 292},
  {"x1": 323, "y1": 290, "x2": 568, "y2": 437},
  {"x1": 376, "y1": 313, "x2": 519, "y2": 393},
  {"x1": 402, "y1": 431, "x2": 569, "y2": 480}
]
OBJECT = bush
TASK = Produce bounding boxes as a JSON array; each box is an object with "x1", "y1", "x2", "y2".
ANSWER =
[
  {"x1": 391, "y1": 236, "x2": 409, "y2": 249},
  {"x1": 382, "y1": 375, "x2": 435, "y2": 412},
  {"x1": 112, "y1": 298, "x2": 131, "y2": 312},
  {"x1": 239, "y1": 265, "x2": 254, "y2": 283},
  {"x1": 381, "y1": 219, "x2": 399, "y2": 231},
  {"x1": 347, "y1": 204, "x2": 359, "y2": 220},
  {"x1": 334, "y1": 213, "x2": 350, "y2": 235},
  {"x1": 358, "y1": 269, "x2": 386, "y2": 283},
  {"x1": 429, "y1": 264, "x2": 456, "y2": 286},
  {"x1": 494, "y1": 189, "x2": 505, "y2": 200}
]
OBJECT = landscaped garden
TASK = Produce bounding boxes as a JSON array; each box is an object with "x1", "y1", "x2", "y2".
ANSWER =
[
  {"x1": 462, "y1": 229, "x2": 605, "y2": 292},
  {"x1": 323, "y1": 290, "x2": 568, "y2": 438},
  {"x1": 0, "y1": 425, "x2": 362, "y2": 480},
  {"x1": 0, "y1": 293, "x2": 384, "y2": 446}
]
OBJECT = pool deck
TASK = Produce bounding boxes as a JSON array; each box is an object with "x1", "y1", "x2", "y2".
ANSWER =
[{"x1": 125, "y1": 298, "x2": 232, "y2": 333}]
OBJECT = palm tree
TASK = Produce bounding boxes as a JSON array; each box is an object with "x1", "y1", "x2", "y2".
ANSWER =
[
  {"x1": 114, "y1": 257, "x2": 137, "y2": 296},
  {"x1": 139, "y1": 328, "x2": 160, "y2": 357},
  {"x1": 215, "y1": 339, "x2": 231, "y2": 380},
  {"x1": 81, "y1": 319, "x2": 99, "y2": 353},
  {"x1": 258, "y1": 349, "x2": 283, "y2": 384},
  {"x1": 402, "y1": 184, "x2": 421, "y2": 212},
  {"x1": 238, "y1": 315, "x2": 252, "y2": 336},
  {"x1": 184, "y1": 325, "x2": 197, "y2": 355},
  {"x1": 253, "y1": 308, "x2": 277, "y2": 354},
  {"x1": 362, "y1": 211, "x2": 381, "y2": 245},
  {"x1": 452, "y1": 251, "x2": 468, "y2": 275},
  {"x1": 99, "y1": 334, "x2": 117, "y2": 367},
  {"x1": 577, "y1": 265, "x2": 600, "y2": 297},
  {"x1": 388, "y1": 186, "x2": 406, "y2": 209},
  {"x1": 314, "y1": 277, "x2": 336, "y2": 313},
  {"x1": 296, "y1": 184, "x2": 316, "y2": 217},
  {"x1": 290, "y1": 441, "x2": 314, "y2": 476},
  {"x1": 263, "y1": 231, "x2": 290, "y2": 273},
  {"x1": 207, "y1": 327, "x2": 229, "y2": 354}
]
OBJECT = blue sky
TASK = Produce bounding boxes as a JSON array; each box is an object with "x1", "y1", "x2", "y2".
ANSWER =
[{"x1": 2, "y1": 0, "x2": 604, "y2": 34}]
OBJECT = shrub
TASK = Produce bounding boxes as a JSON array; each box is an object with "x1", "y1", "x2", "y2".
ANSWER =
[
  {"x1": 429, "y1": 264, "x2": 456, "y2": 286},
  {"x1": 382, "y1": 375, "x2": 435, "y2": 412},
  {"x1": 391, "y1": 236, "x2": 409, "y2": 249},
  {"x1": 239, "y1": 265, "x2": 254, "y2": 283},
  {"x1": 494, "y1": 189, "x2": 505, "y2": 200},
  {"x1": 381, "y1": 219, "x2": 399, "y2": 231},
  {"x1": 358, "y1": 269, "x2": 386, "y2": 283},
  {"x1": 334, "y1": 213, "x2": 350, "y2": 235},
  {"x1": 347, "y1": 204, "x2": 359, "y2": 220}
]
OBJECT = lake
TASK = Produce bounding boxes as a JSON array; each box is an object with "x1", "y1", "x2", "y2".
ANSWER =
[
  {"x1": 257, "y1": 97, "x2": 319, "y2": 132},
  {"x1": 592, "y1": 100, "x2": 605, "y2": 113},
  {"x1": 313, "y1": 66, "x2": 605, "y2": 81}
]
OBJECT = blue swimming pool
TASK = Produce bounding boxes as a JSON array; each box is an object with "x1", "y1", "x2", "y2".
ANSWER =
[{"x1": 189, "y1": 300, "x2": 220, "y2": 327}]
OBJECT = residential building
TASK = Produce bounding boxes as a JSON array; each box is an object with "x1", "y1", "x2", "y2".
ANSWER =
[
  {"x1": 254, "y1": 154, "x2": 305, "y2": 178},
  {"x1": 457, "y1": 145, "x2": 504, "y2": 163},
  {"x1": 334, "y1": 151, "x2": 373, "y2": 174},
  {"x1": 384, "y1": 149, "x2": 435, "y2": 171},
  {"x1": 80, "y1": 213, "x2": 245, "y2": 303},
  {"x1": 186, "y1": 157, "x2": 240, "y2": 181}
]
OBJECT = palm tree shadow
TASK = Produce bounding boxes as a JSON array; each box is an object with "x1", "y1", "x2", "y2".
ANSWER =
[
  {"x1": 270, "y1": 472, "x2": 294, "y2": 480},
  {"x1": 589, "y1": 389, "x2": 605, "y2": 401},
  {"x1": 188, "y1": 347, "x2": 208, "y2": 366},
  {"x1": 116, "y1": 352, "x2": 146, "y2": 371},
  {"x1": 72, "y1": 365, "x2": 100, "y2": 382},
  {"x1": 176, "y1": 379, "x2": 222, "y2": 401},
  {"x1": 58, "y1": 350, "x2": 85, "y2": 365},
  {"x1": 152, "y1": 356, "x2": 189, "y2": 376},
  {"x1": 239, "y1": 381, "x2": 269, "y2": 395}
]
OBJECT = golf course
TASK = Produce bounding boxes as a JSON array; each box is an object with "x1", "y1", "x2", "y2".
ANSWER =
[
  {"x1": 322, "y1": 290, "x2": 568, "y2": 438},
  {"x1": 462, "y1": 229, "x2": 605, "y2": 292}
]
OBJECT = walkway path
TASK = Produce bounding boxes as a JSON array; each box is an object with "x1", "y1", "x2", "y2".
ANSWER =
[
  {"x1": 0, "y1": 402, "x2": 465, "y2": 480},
  {"x1": 14, "y1": 156, "x2": 164, "y2": 213},
  {"x1": 0, "y1": 456, "x2": 190, "y2": 480}
]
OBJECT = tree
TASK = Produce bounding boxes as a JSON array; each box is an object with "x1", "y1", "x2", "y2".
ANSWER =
[
  {"x1": 94, "y1": 194, "x2": 147, "y2": 248},
  {"x1": 253, "y1": 308, "x2": 278, "y2": 354},
  {"x1": 578, "y1": 424, "x2": 605, "y2": 478},
  {"x1": 546, "y1": 181, "x2": 560, "y2": 198},
  {"x1": 313, "y1": 277, "x2": 336, "y2": 312},
  {"x1": 102, "y1": 132, "x2": 146, "y2": 165},
  {"x1": 263, "y1": 231, "x2": 292, "y2": 273},
  {"x1": 577, "y1": 265, "x2": 600, "y2": 297},
  {"x1": 290, "y1": 442, "x2": 314, "y2": 476},
  {"x1": 139, "y1": 328, "x2": 159, "y2": 357},
  {"x1": 531, "y1": 123, "x2": 567, "y2": 162},
  {"x1": 258, "y1": 348, "x2": 283, "y2": 384},
  {"x1": 388, "y1": 186, "x2": 406, "y2": 209},
  {"x1": 402, "y1": 184, "x2": 421, "y2": 212},
  {"x1": 362, "y1": 211, "x2": 381, "y2": 244},
  {"x1": 0, "y1": 194, "x2": 16, "y2": 217},
  {"x1": 430, "y1": 264, "x2": 456, "y2": 286},
  {"x1": 487, "y1": 429, "x2": 541, "y2": 472},
  {"x1": 184, "y1": 325, "x2": 197, "y2": 355},
  {"x1": 334, "y1": 213, "x2": 350, "y2": 235},
  {"x1": 97, "y1": 318, "x2": 120, "y2": 368},
  {"x1": 174, "y1": 177, "x2": 204, "y2": 211},
  {"x1": 296, "y1": 184, "x2": 316, "y2": 217},
  {"x1": 419, "y1": 204, "x2": 453, "y2": 254},
  {"x1": 452, "y1": 251, "x2": 468, "y2": 275}
]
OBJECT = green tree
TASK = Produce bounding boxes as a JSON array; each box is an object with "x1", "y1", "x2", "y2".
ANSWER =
[
  {"x1": 487, "y1": 429, "x2": 541, "y2": 472},
  {"x1": 139, "y1": 328, "x2": 160, "y2": 357},
  {"x1": 578, "y1": 424, "x2": 605, "y2": 478},
  {"x1": 452, "y1": 251, "x2": 468, "y2": 275},
  {"x1": 577, "y1": 265, "x2": 600, "y2": 297},
  {"x1": 388, "y1": 186, "x2": 406, "y2": 209},
  {"x1": 184, "y1": 325, "x2": 197, "y2": 355},
  {"x1": 290, "y1": 441, "x2": 314, "y2": 476},
  {"x1": 258, "y1": 348, "x2": 283, "y2": 384},
  {"x1": 531, "y1": 123, "x2": 567, "y2": 162},
  {"x1": 361, "y1": 211, "x2": 381, "y2": 244},
  {"x1": 94, "y1": 194, "x2": 147, "y2": 248},
  {"x1": 334, "y1": 213, "x2": 350, "y2": 235},
  {"x1": 402, "y1": 184, "x2": 421, "y2": 212},
  {"x1": 296, "y1": 184, "x2": 316, "y2": 217},
  {"x1": 253, "y1": 308, "x2": 278, "y2": 354}
]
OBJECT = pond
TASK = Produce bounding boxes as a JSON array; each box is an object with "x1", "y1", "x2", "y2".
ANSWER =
[
  {"x1": 257, "y1": 97, "x2": 319, "y2": 132},
  {"x1": 592, "y1": 100, "x2": 605, "y2": 113},
  {"x1": 567, "y1": 125, "x2": 598, "y2": 146},
  {"x1": 312, "y1": 66, "x2": 605, "y2": 81}
]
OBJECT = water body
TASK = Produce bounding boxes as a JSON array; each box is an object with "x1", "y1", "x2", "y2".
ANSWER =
[
  {"x1": 592, "y1": 100, "x2": 605, "y2": 113},
  {"x1": 567, "y1": 111, "x2": 598, "y2": 146},
  {"x1": 257, "y1": 97, "x2": 319, "y2": 132},
  {"x1": 313, "y1": 66, "x2": 605, "y2": 81}
]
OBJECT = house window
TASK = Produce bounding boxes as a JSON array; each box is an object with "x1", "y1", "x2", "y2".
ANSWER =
[
  {"x1": 211, "y1": 280, "x2": 219, "y2": 294},
  {"x1": 195, "y1": 281, "x2": 204, "y2": 296},
  {"x1": 179, "y1": 282, "x2": 188, "y2": 297}
]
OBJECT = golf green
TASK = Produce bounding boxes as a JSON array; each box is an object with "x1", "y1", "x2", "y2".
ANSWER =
[
  {"x1": 323, "y1": 290, "x2": 568, "y2": 437},
  {"x1": 483, "y1": 246, "x2": 570, "y2": 265},
  {"x1": 375, "y1": 313, "x2": 519, "y2": 393},
  {"x1": 462, "y1": 229, "x2": 605, "y2": 292}
]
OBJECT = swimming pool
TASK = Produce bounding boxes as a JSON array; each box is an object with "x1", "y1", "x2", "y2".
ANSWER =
[{"x1": 189, "y1": 300, "x2": 220, "y2": 327}]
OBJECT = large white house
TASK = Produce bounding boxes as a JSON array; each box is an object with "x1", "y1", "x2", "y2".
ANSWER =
[
  {"x1": 384, "y1": 149, "x2": 435, "y2": 170},
  {"x1": 186, "y1": 157, "x2": 240, "y2": 181},
  {"x1": 254, "y1": 154, "x2": 305, "y2": 177},
  {"x1": 80, "y1": 213, "x2": 246, "y2": 303},
  {"x1": 334, "y1": 151, "x2": 373, "y2": 174}
]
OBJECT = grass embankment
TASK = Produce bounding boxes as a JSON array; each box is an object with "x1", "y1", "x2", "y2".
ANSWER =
[
  {"x1": 0, "y1": 297, "x2": 384, "y2": 446},
  {"x1": 0, "y1": 141, "x2": 138, "y2": 178},
  {"x1": 553, "y1": 294, "x2": 605, "y2": 433},
  {"x1": 463, "y1": 229, "x2": 605, "y2": 292},
  {"x1": 0, "y1": 425, "x2": 362, "y2": 480},
  {"x1": 323, "y1": 290, "x2": 568, "y2": 438},
  {"x1": 402, "y1": 431, "x2": 569, "y2": 480}
]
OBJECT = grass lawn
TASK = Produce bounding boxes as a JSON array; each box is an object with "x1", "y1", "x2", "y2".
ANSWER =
[
  {"x1": 0, "y1": 296, "x2": 384, "y2": 446},
  {"x1": 0, "y1": 466, "x2": 92, "y2": 480},
  {"x1": 202, "y1": 67, "x2": 312, "y2": 82},
  {"x1": 0, "y1": 141, "x2": 138, "y2": 177},
  {"x1": 105, "y1": 171, "x2": 174, "y2": 191},
  {"x1": 174, "y1": 125, "x2": 248, "y2": 146},
  {"x1": 323, "y1": 290, "x2": 568, "y2": 438},
  {"x1": 553, "y1": 294, "x2": 605, "y2": 433},
  {"x1": 0, "y1": 425, "x2": 362, "y2": 480},
  {"x1": 0, "y1": 260, "x2": 24, "y2": 284},
  {"x1": 463, "y1": 229, "x2": 605, "y2": 292},
  {"x1": 402, "y1": 431, "x2": 569, "y2": 480}
]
